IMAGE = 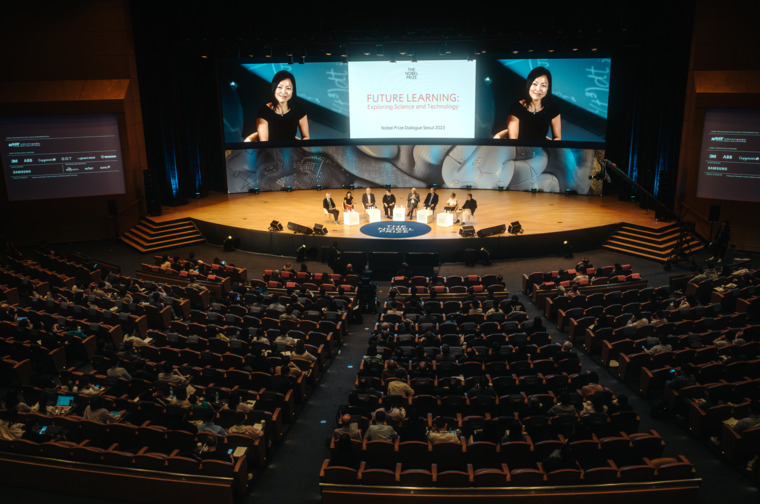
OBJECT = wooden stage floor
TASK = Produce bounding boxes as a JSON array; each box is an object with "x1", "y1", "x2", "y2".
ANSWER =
[{"x1": 156, "y1": 189, "x2": 666, "y2": 239}]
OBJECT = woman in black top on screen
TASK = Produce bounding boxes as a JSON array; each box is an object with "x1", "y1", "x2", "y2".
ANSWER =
[
  {"x1": 255, "y1": 70, "x2": 310, "y2": 142},
  {"x1": 494, "y1": 66, "x2": 561, "y2": 141}
]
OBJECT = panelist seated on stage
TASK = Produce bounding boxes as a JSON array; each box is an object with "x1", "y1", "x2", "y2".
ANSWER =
[
  {"x1": 343, "y1": 191, "x2": 354, "y2": 211},
  {"x1": 423, "y1": 187, "x2": 439, "y2": 212},
  {"x1": 362, "y1": 187, "x2": 376, "y2": 210},
  {"x1": 459, "y1": 193, "x2": 478, "y2": 223},
  {"x1": 443, "y1": 192, "x2": 458, "y2": 212},
  {"x1": 443, "y1": 192, "x2": 459, "y2": 223},
  {"x1": 383, "y1": 189, "x2": 396, "y2": 218},
  {"x1": 323, "y1": 193, "x2": 340, "y2": 223},
  {"x1": 407, "y1": 188, "x2": 420, "y2": 218}
]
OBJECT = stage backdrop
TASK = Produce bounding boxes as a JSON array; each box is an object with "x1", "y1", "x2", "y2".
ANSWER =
[{"x1": 225, "y1": 144, "x2": 603, "y2": 195}]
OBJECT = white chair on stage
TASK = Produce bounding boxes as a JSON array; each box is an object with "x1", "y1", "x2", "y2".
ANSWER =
[
  {"x1": 366, "y1": 208, "x2": 381, "y2": 223},
  {"x1": 344, "y1": 210, "x2": 360, "y2": 226},
  {"x1": 436, "y1": 211, "x2": 454, "y2": 227},
  {"x1": 460, "y1": 208, "x2": 476, "y2": 225},
  {"x1": 417, "y1": 208, "x2": 433, "y2": 224}
]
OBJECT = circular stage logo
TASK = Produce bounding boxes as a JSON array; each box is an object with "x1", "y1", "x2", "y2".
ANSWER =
[{"x1": 360, "y1": 221, "x2": 431, "y2": 238}]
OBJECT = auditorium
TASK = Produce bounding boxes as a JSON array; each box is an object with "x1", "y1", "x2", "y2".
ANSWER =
[{"x1": 1, "y1": 1, "x2": 759, "y2": 503}]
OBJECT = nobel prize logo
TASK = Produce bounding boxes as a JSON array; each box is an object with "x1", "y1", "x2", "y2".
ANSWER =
[{"x1": 360, "y1": 221, "x2": 432, "y2": 239}]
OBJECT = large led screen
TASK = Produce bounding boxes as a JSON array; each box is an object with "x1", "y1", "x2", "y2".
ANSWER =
[{"x1": 219, "y1": 56, "x2": 612, "y2": 146}]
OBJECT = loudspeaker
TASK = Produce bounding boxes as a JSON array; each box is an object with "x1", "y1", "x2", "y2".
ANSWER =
[
  {"x1": 269, "y1": 220, "x2": 283, "y2": 232},
  {"x1": 708, "y1": 204, "x2": 721, "y2": 222},
  {"x1": 143, "y1": 169, "x2": 162, "y2": 216},
  {"x1": 287, "y1": 222, "x2": 313, "y2": 234},
  {"x1": 313, "y1": 224, "x2": 328, "y2": 236},
  {"x1": 459, "y1": 225, "x2": 475, "y2": 237},
  {"x1": 464, "y1": 248, "x2": 479, "y2": 266},
  {"x1": 508, "y1": 221, "x2": 523, "y2": 234},
  {"x1": 476, "y1": 224, "x2": 506, "y2": 238}
]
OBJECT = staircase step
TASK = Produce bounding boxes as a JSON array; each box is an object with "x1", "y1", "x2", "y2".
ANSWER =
[
  {"x1": 121, "y1": 218, "x2": 205, "y2": 253},
  {"x1": 602, "y1": 244, "x2": 670, "y2": 262},
  {"x1": 604, "y1": 222, "x2": 705, "y2": 264}
]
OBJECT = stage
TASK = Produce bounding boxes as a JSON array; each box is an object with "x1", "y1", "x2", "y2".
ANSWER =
[{"x1": 155, "y1": 189, "x2": 667, "y2": 266}]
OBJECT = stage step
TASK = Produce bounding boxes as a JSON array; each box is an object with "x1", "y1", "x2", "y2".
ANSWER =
[
  {"x1": 121, "y1": 218, "x2": 205, "y2": 253},
  {"x1": 603, "y1": 223, "x2": 704, "y2": 262}
]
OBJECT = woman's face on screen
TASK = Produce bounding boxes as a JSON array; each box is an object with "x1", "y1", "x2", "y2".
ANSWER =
[
  {"x1": 529, "y1": 74, "x2": 549, "y2": 102},
  {"x1": 274, "y1": 79, "x2": 293, "y2": 105}
]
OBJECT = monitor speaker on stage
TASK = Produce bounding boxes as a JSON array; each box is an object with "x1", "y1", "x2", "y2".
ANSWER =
[
  {"x1": 313, "y1": 224, "x2": 328, "y2": 236},
  {"x1": 508, "y1": 221, "x2": 523, "y2": 234},
  {"x1": 477, "y1": 224, "x2": 506, "y2": 238},
  {"x1": 287, "y1": 222, "x2": 313, "y2": 234},
  {"x1": 459, "y1": 225, "x2": 475, "y2": 237},
  {"x1": 269, "y1": 220, "x2": 283, "y2": 232}
]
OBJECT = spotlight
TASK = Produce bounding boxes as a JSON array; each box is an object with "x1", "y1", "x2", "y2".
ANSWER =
[
  {"x1": 385, "y1": 184, "x2": 392, "y2": 190},
  {"x1": 465, "y1": 184, "x2": 473, "y2": 190},
  {"x1": 313, "y1": 224, "x2": 328, "y2": 236},
  {"x1": 480, "y1": 247, "x2": 492, "y2": 266},
  {"x1": 285, "y1": 186, "x2": 293, "y2": 192},
  {"x1": 530, "y1": 187, "x2": 538, "y2": 193},
  {"x1": 508, "y1": 221, "x2": 523, "y2": 235},
  {"x1": 269, "y1": 220, "x2": 283, "y2": 232},
  {"x1": 315, "y1": 184, "x2": 322, "y2": 191},
  {"x1": 498, "y1": 185, "x2": 506, "y2": 192},
  {"x1": 427, "y1": 183, "x2": 438, "y2": 189},
  {"x1": 296, "y1": 244, "x2": 307, "y2": 262},
  {"x1": 223, "y1": 235, "x2": 240, "y2": 252},
  {"x1": 565, "y1": 189, "x2": 578, "y2": 195},
  {"x1": 562, "y1": 240, "x2": 573, "y2": 258},
  {"x1": 248, "y1": 187, "x2": 260, "y2": 194}
]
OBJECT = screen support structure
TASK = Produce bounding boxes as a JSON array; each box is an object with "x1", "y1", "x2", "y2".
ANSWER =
[{"x1": 600, "y1": 159, "x2": 707, "y2": 270}]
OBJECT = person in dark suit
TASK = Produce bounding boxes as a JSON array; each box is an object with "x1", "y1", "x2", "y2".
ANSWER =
[
  {"x1": 423, "y1": 187, "x2": 439, "y2": 211},
  {"x1": 362, "y1": 187, "x2": 376, "y2": 210},
  {"x1": 383, "y1": 189, "x2": 396, "y2": 218},
  {"x1": 323, "y1": 192, "x2": 339, "y2": 223},
  {"x1": 460, "y1": 193, "x2": 477, "y2": 224}
]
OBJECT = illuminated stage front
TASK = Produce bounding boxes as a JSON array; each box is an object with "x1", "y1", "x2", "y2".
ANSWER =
[{"x1": 153, "y1": 189, "x2": 666, "y2": 264}]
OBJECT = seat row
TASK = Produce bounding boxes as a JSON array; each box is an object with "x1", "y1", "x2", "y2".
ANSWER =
[{"x1": 321, "y1": 456, "x2": 696, "y2": 487}]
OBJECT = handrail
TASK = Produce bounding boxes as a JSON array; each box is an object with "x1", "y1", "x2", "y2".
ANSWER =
[{"x1": 676, "y1": 200, "x2": 710, "y2": 226}]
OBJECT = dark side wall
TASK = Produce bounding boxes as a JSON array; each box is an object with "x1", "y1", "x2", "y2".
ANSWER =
[
  {"x1": 676, "y1": 0, "x2": 760, "y2": 252},
  {"x1": 0, "y1": 0, "x2": 147, "y2": 246}
]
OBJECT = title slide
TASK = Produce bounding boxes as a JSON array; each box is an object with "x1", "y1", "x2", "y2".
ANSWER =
[
  {"x1": 348, "y1": 60, "x2": 476, "y2": 139},
  {"x1": 697, "y1": 108, "x2": 760, "y2": 203}
]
